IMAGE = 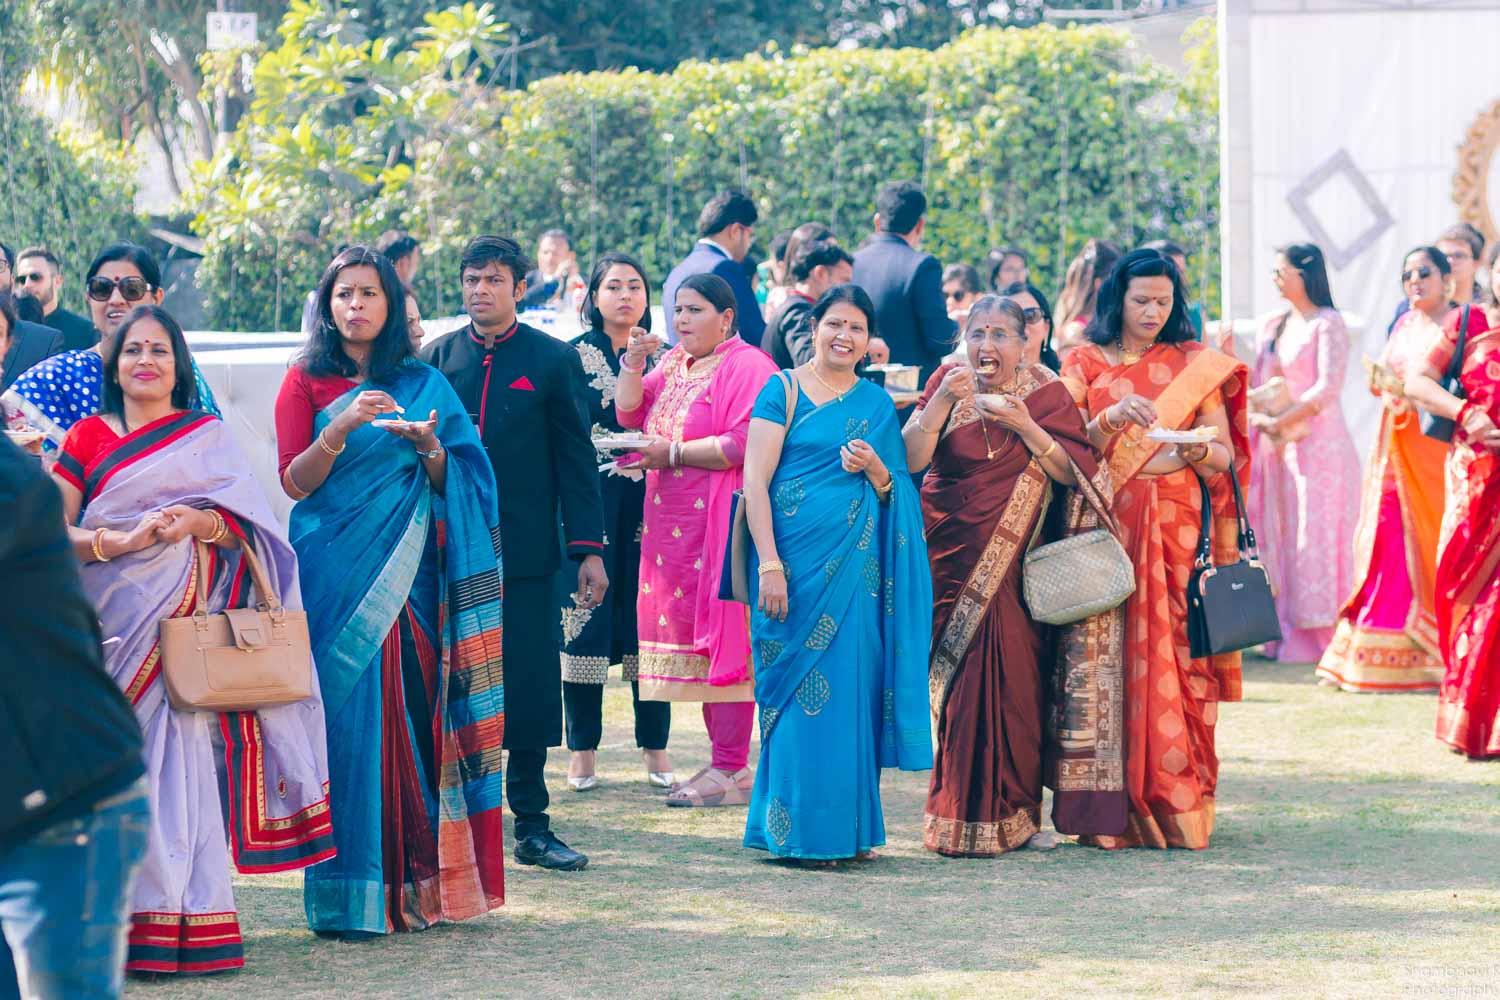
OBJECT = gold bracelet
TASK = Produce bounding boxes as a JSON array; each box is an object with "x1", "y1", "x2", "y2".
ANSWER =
[
  {"x1": 207, "y1": 510, "x2": 228, "y2": 544},
  {"x1": 284, "y1": 469, "x2": 310, "y2": 500},
  {"x1": 92, "y1": 527, "x2": 111, "y2": 563},
  {"x1": 1097, "y1": 410, "x2": 1124, "y2": 435},
  {"x1": 757, "y1": 560, "x2": 786, "y2": 576},
  {"x1": 1036, "y1": 439, "x2": 1059, "y2": 460},
  {"x1": 317, "y1": 430, "x2": 345, "y2": 457}
]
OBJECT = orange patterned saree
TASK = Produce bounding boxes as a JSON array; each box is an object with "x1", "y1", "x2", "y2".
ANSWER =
[{"x1": 1060, "y1": 341, "x2": 1249, "y2": 849}]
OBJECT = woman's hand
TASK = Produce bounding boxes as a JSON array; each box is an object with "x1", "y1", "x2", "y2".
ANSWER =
[
  {"x1": 621, "y1": 436, "x2": 672, "y2": 471},
  {"x1": 758, "y1": 568, "x2": 789, "y2": 623},
  {"x1": 1461, "y1": 406, "x2": 1500, "y2": 451},
  {"x1": 119, "y1": 511, "x2": 167, "y2": 554},
  {"x1": 1107, "y1": 394, "x2": 1157, "y2": 429},
  {"x1": 622, "y1": 327, "x2": 661, "y2": 371},
  {"x1": 378, "y1": 409, "x2": 441, "y2": 452},
  {"x1": 976, "y1": 394, "x2": 1035, "y2": 434},
  {"x1": 936, "y1": 365, "x2": 976, "y2": 404},
  {"x1": 866, "y1": 338, "x2": 891, "y2": 366},
  {"x1": 840, "y1": 439, "x2": 887, "y2": 483},
  {"x1": 155, "y1": 505, "x2": 214, "y2": 544},
  {"x1": 330, "y1": 390, "x2": 402, "y2": 437}
]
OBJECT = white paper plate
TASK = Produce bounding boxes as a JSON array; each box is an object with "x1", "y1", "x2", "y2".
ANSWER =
[
  {"x1": 4, "y1": 429, "x2": 44, "y2": 445},
  {"x1": 1145, "y1": 427, "x2": 1218, "y2": 445},
  {"x1": 593, "y1": 435, "x2": 654, "y2": 451}
]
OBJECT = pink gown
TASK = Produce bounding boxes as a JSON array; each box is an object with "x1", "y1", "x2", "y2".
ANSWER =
[{"x1": 1247, "y1": 308, "x2": 1361, "y2": 662}]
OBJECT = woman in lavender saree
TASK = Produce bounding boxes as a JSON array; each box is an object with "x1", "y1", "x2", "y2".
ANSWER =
[
  {"x1": 53, "y1": 306, "x2": 333, "y2": 976},
  {"x1": 277, "y1": 248, "x2": 506, "y2": 937}
]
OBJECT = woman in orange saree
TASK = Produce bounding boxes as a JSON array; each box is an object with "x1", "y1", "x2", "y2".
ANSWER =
[
  {"x1": 1059, "y1": 249, "x2": 1249, "y2": 850},
  {"x1": 1407, "y1": 251, "x2": 1500, "y2": 759},
  {"x1": 1316, "y1": 247, "x2": 1452, "y2": 691}
]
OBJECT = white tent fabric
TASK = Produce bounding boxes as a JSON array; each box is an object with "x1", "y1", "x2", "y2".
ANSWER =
[{"x1": 1218, "y1": 0, "x2": 1500, "y2": 459}]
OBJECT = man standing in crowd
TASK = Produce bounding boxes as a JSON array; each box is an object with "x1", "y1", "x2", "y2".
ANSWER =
[
  {"x1": 987, "y1": 245, "x2": 1029, "y2": 291},
  {"x1": 662, "y1": 190, "x2": 764, "y2": 347},
  {"x1": 1, "y1": 438, "x2": 148, "y2": 999},
  {"x1": 519, "y1": 229, "x2": 579, "y2": 311},
  {"x1": 421, "y1": 235, "x2": 605, "y2": 872},
  {"x1": 374, "y1": 231, "x2": 422, "y2": 289},
  {"x1": 1385, "y1": 222, "x2": 1485, "y2": 335},
  {"x1": 13, "y1": 248, "x2": 96, "y2": 351},
  {"x1": 761, "y1": 239, "x2": 854, "y2": 368},
  {"x1": 852, "y1": 180, "x2": 957, "y2": 389},
  {"x1": 0, "y1": 242, "x2": 65, "y2": 393}
]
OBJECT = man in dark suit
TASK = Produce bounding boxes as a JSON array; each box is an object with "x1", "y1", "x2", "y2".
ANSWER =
[
  {"x1": 0, "y1": 291, "x2": 64, "y2": 393},
  {"x1": 851, "y1": 180, "x2": 958, "y2": 388},
  {"x1": 14, "y1": 247, "x2": 97, "y2": 352},
  {"x1": 662, "y1": 190, "x2": 764, "y2": 347},
  {"x1": 421, "y1": 235, "x2": 605, "y2": 872}
]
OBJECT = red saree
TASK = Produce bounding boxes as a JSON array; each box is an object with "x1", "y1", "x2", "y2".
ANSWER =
[
  {"x1": 1425, "y1": 314, "x2": 1500, "y2": 758},
  {"x1": 919, "y1": 364, "x2": 1113, "y2": 856},
  {"x1": 1060, "y1": 342, "x2": 1250, "y2": 849}
]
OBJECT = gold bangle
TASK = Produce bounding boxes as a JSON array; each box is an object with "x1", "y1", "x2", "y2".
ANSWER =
[
  {"x1": 92, "y1": 527, "x2": 111, "y2": 563},
  {"x1": 207, "y1": 510, "x2": 228, "y2": 544},
  {"x1": 284, "y1": 469, "x2": 310, "y2": 500},
  {"x1": 1097, "y1": 410, "x2": 1124, "y2": 435},
  {"x1": 1036, "y1": 439, "x2": 1059, "y2": 460},
  {"x1": 757, "y1": 560, "x2": 786, "y2": 576},
  {"x1": 317, "y1": 430, "x2": 345, "y2": 457}
]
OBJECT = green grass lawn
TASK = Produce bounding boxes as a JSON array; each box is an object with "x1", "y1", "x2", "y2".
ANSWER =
[{"x1": 132, "y1": 659, "x2": 1499, "y2": 999}]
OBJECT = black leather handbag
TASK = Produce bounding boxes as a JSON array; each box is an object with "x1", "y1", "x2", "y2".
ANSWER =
[
  {"x1": 1186, "y1": 472, "x2": 1281, "y2": 658},
  {"x1": 1420, "y1": 304, "x2": 1469, "y2": 442}
]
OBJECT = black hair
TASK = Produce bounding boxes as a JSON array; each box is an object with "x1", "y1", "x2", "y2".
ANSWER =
[
  {"x1": 1055, "y1": 238, "x2": 1122, "y2": 333},
  {"x1": 0, "y1": 290, "x2": 18, "y2": 342},
  {"x1": 790, "y1": 239, "x2": 854, "y2": 282},
  {"x1": 963, "y1": 295, "x2": 1026, "y2": 338},
  {"x1": 583, "y1": 251, "x2": 653, "y2": 333},
  {"x1": 16, "y1": 295, "x2": 42, "y2": 324},
  {"x1": 86, "y1": 242, "x2": 161, "y2": 289},
  {"x1": 770, "y1": 230, "x2": 793, "y2": 266},
  {"x1": 300, "y1": 246, "x2": 412, "y2": 383},
  {"x1": 99, "y1": 305, "x2": 197, "y2": 417},
  {"x1": 696, "y1": 190, "x2": 758, "y2": 238},
  {"x1": 17, "y1": 246, "x2": 60, "y2": 272},
  {"x1": 742, "y1": 252, "x2": 761, "y2": 281},
  {"x1": 942, "y1": 263, "x2": 983, "y2": 295},
  {"x1": 0, "y1": 241, "x2": 12, "y2": 273},
  {"x1": 375, "y1": 230, "x2": 421, "y2": 266},
  {"x1": 986, "y1": 245, "x2": 1027, "y2": 289},
  {"x1": 809, "y1": 282, "x2": 878, "y2": 339},
  {"x1": 1436, "y1": 223, "x2": 1484, "y2": 261},
  {"x1": 875, "y1": 180, "x2": 926, "y2": 235},
  {"x1": 1278, "y1": 243, "x2": 1336, "y2": 310},
  {"x1": 676, "y1": 273, "x2": 740, "y2": 333},
  {"x1": 539, "y1": 228, "x2": 572, "y2": 248},
  {"x1": 1086, "y1": 248, "x2": 1196, "y2": 346},
  {"x1": 460, "y1": 235, "x2": 531, "y2": 286},
  {"x1": 998, "y1": 280, "x2": 1059, "y2": 369},
  {"x1": 1142, "y1": 238, "x2": 1187, "y2": 260},
  {"x1": 1404, "y1": 244, "x2": 1451, "y2": 278}
]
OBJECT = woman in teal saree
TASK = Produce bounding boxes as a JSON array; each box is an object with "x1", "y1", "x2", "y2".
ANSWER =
[
  {"x1": 273, "y1": 248, "x2": 506, "y2": 935},
  {"x1": 742, "y1": 284, "x2": 932, "y2": 862}
]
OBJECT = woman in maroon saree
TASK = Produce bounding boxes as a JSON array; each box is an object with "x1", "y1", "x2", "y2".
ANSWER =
[{"x1": 906, "y1": 298, "x2": 1114, "y2": 856}]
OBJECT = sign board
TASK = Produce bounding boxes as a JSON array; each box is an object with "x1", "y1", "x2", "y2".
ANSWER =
[{"x1": 206, "y1": 12, "x2": 258, "y2": 51}]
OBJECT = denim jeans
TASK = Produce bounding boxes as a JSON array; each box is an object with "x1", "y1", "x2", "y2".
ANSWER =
[{"x1": 0, "y1": 779, "x2": 150, "y2": 1000}]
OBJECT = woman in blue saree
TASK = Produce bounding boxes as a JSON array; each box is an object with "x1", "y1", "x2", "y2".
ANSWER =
[
  {"x1": 742, "y1": 284, "x2": 933, "y2": 862},
  {"x1": 273, "y1": 247, "x2": 506, "y2": 936}
]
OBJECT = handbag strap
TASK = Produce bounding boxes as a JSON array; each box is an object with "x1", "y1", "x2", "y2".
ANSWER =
[
  {"x1": 779, "y1": 370, "x2": 799, "y2": 432},
  {"x1": 1192, "y1": 468, "x2": 1257, "y2": 569},
  {"x1": 1445, "y1": 305, "x2": 1470, "y2": 384},
  {"x1": 191, "y1": 534, "x2": 285, "y2": 616}
]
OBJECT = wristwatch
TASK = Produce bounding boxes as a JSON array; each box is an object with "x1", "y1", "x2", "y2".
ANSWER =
[{"x1": 417, "y1": 444, "x2": 443, "y2": 460}]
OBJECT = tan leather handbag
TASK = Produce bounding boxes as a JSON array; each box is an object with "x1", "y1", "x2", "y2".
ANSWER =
[
  {"x1": 1022, "y1": 528, "x2": 1135, "y2": 626},
  {"x1": 720, "y1": 372, "x2": 798, "y2": 604},
  {"x1": 159, "y1": 540, "x2": 313, "y2": 712}
]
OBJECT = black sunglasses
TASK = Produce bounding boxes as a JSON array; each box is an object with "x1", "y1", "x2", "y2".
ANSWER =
[
  {"x1": 86, "y1": 276, "x2": 153, "y2": 302},
  {"x1": 14, "y1": 272, "x2": 47, "y2": 285},
  {"x1": 1019, "y1": 307, "x2": 1045, "y2": 324},
  {"x1": 1402, "y1": 266, "x2": 1434, "y2": 284}
]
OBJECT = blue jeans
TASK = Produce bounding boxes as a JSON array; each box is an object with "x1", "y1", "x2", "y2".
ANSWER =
[{"x1": 0, "y1": 779, "x2": 149, "y2": 1000}]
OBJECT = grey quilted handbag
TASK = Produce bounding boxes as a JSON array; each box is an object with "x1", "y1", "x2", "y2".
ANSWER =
[{"x1": 1022, "y1": 528, "x2": 1135, "y2": 625}]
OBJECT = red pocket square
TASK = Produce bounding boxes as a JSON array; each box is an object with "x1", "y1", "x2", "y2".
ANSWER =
[{"x1": 509, "y1": 376, "x2": 536, "y2": 391}]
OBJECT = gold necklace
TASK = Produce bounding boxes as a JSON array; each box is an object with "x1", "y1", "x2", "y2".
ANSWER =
[
  {"x1": 805, "y1": 362, "x2": 857, "y2": 401},
  {"x1": 1116, "y1": 337, "x2": 1156, "y2": 366},
  {"x1": 978, "y1": 417, "x2": 999, "y2": 460}
]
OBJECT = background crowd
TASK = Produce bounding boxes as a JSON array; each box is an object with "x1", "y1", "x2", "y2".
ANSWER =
[{"x1": 2, "y1": 180, "x2": 1497, "y2": 1000}]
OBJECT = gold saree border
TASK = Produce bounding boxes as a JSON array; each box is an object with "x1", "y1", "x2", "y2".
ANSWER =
[{"x1": 923, "y1": 807, "x2": 1040, "y2": 857}]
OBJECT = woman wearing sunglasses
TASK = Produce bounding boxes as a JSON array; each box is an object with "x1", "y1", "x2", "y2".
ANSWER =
[
  {"x1": 1316, "y1": 246, "x2": 1450, "y2": 692},
  {"x1": 1, "y1": 242, "x2": 218, "y2": 456},
  {"x1": 998, "y1": 281, "x2": 1062, "y2": 372}
]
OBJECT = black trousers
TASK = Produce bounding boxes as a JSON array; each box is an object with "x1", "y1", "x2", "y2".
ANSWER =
[
  {"x1": 506, "y1": 748, "x2": 550, "y2": 842},
  {"x1": 563, "y1": 680, "x2": 671, "y2": 752}
]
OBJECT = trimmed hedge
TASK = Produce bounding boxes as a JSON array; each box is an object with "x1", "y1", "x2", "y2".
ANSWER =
[{"x1": 196, "y1": 18, "x2": 1217, "y2": 330}]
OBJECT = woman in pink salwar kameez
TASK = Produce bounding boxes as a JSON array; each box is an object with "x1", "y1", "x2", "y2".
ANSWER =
[
  {"x1": 1247, "y1": 245, "x2": 1361, "y2": 661},
  {"x1": 616, "y1": 273, "x2": 779, "y2": 807}
]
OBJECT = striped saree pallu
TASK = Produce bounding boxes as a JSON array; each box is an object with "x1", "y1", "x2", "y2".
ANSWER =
[{"x1": 296, "y1": 362, "x2": 505, "y2": 935}]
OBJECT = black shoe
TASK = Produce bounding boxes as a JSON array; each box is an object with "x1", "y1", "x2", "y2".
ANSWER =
[{"x1": 515, "y1": 831, "x2": 589, "y2": 871}]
